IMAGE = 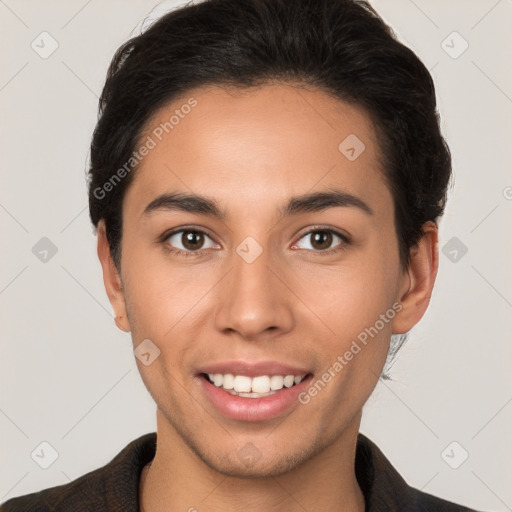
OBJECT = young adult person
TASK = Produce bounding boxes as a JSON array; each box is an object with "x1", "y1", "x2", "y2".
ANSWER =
[{"x1": 1, "y1": 0, "x2": 482, "y2": 510}]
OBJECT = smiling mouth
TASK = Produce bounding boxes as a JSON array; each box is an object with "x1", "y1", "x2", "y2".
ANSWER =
[{"x1": 201, "y1": 372, "x2": 312, "y2": 398}]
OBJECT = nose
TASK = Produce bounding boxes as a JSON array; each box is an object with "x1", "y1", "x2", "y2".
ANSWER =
[{"x1": 214, "y1": 243, "x2": 294, "y2": 341}]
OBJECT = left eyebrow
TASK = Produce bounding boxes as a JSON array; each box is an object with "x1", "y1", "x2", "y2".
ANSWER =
[
  {"x1": 279, "y1": 188, "x2": 374, "y2": 218},
  {"x1": 142, "y1": 188, "x2": 373, "y2": 219}
]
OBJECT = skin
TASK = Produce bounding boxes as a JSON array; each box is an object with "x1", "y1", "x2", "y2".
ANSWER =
[{"x1": 97, "y1": 83, "x2": 438, "y2": 512}]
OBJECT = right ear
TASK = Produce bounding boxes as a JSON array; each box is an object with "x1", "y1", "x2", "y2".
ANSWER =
[{"x1": 97, "y1": 220, "x2": 130, "y2": 332}]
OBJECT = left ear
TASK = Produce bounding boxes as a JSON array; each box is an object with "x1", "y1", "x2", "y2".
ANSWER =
[{"x1": 391, "y1": 221, "x2": 439, "y2": 334}]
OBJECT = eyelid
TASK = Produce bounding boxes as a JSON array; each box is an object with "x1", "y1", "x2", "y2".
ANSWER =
[
  {"x1": 291, "y1": 226, "x2": 351, "y2": 251},
  {"x1": 295, "y1": 225, "x2": 351, "y2": 242},
  {"x1": 160, "y1": 225, "x2": 216, "y2": 241},
  {"x1": 160, "y1": 225, "x2": 220, "y2": 248}
]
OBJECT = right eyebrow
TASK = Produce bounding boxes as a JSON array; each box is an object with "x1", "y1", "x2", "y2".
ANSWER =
[{"x1": 142, "y1": 192, "x2": 227, "y2": 219}]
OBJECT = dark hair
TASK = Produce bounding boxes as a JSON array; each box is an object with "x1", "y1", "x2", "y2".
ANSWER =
[{"x1": 88, "y1": 0, "x2": 451, "y2": 271}]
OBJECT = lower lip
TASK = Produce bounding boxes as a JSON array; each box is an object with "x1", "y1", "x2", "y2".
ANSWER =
[{"x1": 198, "y1": 374, "x2": 313, "y2": 422}]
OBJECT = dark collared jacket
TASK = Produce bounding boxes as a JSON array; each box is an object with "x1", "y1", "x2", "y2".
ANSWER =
[{"x1": 0, "y1": 433, "x2": 480, "y2": 511}]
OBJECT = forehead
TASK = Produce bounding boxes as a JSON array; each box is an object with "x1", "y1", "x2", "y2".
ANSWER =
[{"x1": 125, "y1": 83, "x2": 390, "y2": 219}]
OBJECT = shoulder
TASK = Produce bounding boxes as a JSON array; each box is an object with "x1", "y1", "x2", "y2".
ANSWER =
[
  {"x1": 406, "y1": 486, "x2": 481, "y2": 512},
  {"x1": 0, "y1": 433, "x2": 156, "y2": 512},
  {"x1": 356, "y1": 433, "x2": 481, "y2": 512},
  {"x1": 0, "y1": 457, "x2": 114, "y2": 512}
]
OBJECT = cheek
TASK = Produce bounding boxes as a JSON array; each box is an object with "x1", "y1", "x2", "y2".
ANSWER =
[
  {"x1": 300, "y1": 255, "x2": 399, "y2": 332},
  {"x1": 122, "y1": 249, "x2": 220, "y2": 342},
  {"x1": 307, "y1": 269, "x2": 397, "y2": 415},
  {"x1": 304, "y1": 255, "x2": 400, "y2": 384}
]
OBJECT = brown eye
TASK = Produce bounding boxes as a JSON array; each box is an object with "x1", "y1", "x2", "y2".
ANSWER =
[
  {"x1": 309, "y1": 231, "x2": 333, "y2": 250},
  {"x1": 181, "y1": 231, "x2": 205, "y2": 250},
  {"x1": 293, "y1": 229, "x2": 348, "y2": 252},
  {"x1": 166, "y1": 229, "x2": 218, "y2": 254}
]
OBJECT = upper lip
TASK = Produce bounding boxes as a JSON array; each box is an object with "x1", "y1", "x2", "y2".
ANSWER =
[{"x1": 197, "y1": 360, "x2": 311, "y2": 378}]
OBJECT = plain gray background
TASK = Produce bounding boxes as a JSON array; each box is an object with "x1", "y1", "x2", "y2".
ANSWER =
[{"x1": 1, "y1": 0, "x2": 511, "y2": 510}]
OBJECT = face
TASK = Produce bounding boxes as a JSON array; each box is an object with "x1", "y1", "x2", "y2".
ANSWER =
[{"x1": 101, "y1": 83, "x2": 420, "y2": 477}]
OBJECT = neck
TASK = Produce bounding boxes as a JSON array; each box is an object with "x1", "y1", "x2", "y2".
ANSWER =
[{"x1": 140, "y1": 411, "x2": 365, "y2": 512}]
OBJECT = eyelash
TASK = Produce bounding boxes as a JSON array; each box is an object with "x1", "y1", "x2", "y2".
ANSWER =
[{"x1": 159, "y1": 225, "x2": 350, "y2": 258}]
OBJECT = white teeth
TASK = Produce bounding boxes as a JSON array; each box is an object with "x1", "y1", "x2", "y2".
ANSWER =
[
  {"x1": 222, "y1": 373, "x2": 234, "y2": 390},
  {"x1": 283, "y1": 375, "x2": 295, "y2": 388},
  {"x1": 206, "y1": 372, "x2": 307, "y2": 394},
  {"x1": 229, "y1": 390, "x2": 276, "y2": 398},
  {"x1": 269, "y1": 375, "x2": 284, "y2": 390},
  {"x1": 233, "y1": 375, "x2": 252, "y2": 392},
  {"x1": 251, "y1": 375, "x2": 270, "y2": 393}
]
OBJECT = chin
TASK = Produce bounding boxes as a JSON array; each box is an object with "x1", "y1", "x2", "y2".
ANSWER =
[{"x1": 198, "y1": 449, "x2": 316, "y2": 479}]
